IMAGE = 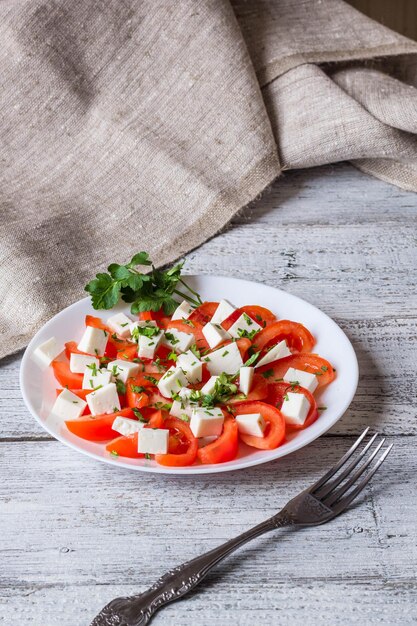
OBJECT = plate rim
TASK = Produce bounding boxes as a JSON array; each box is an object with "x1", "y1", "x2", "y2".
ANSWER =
[{"x1": 19, "y1": 274, "x2": 359, "y2": 475}]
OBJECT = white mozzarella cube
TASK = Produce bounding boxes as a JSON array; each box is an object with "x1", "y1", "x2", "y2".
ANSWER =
[
  {"x1": 255, "y1": 340, "x2": 291, "y2": 368},
  {"x1": 106, "y1": 313, "x2": 133, "y2": 338},
  {"x1": 205, "y1": 341, "x2": 243, "y2": 376},
  {"x1": 31, "y1": 336, "x2": 62, "y2": 369},
  {"x1": 228, "y1": 313, "x2": 262, "y2": 339},
  {"x1": 190, "y1": 407, "x2": 224, "y2": 438},
  {"x1": 202, "y1": 322, "x2": 231, "y2": 349},
  {"x1": 107, "y1": 359, "x2": 140, "y2": 384},
  {"x1": 170, "y1": 388, "x2": 195, "y2": 419},
  {"x1": 211, "y1": 299, "x2": 236, "y2": 324},
  {"x1": 235, "y1": 412, "x2": 266, "y2": 437},
  {"x1": 283, "y1": 367, "x2": 318, "y2": 393},
  {"x1": 137, "y1": 330, "x2": 164, "y2": 359},
  {"x1": 161, "y1": 329, "x2": 194, "y2": 354},
  {"x1": 130, "y1": 319, "x2": 158, "y2": 340},
  {"x1": 69, "y1": 353, "x2": 100, "y2": 374},
  {"x1": 177, "y1": 350, "x2": 203, "y2": 383},
  {"x1": 239, "y1": 366, "x2": 254, "y2": 396},
  {"x1": 77, "y1": 326, "x2": 108, "y2": 356},
  {"x1": 112, "y1": 416, "x2": 145, "y2": 436},
  {"x1": 138, "y1": 428, "x2": 169, "y2": 454},
  {"x1": 171, "y1": 300, "x2": 194, "y2": 321},
  {"x1": 157, "y1": 366, "x2": 188, "y2": 398},
  {"x1": 86, "y1": 382, "x2": 121, "y2": 416},
  {"x1": 281, "y1": 392, "x2": 311, "y2": 426},
  {"x1": 82, "y1": 367, "x2": 112, "y2": 390},
  {"x1": 201, "y1": 375, "x2": 220, "y2": 395},
  {"x1": 50, "y1": 388, "x2": 87, "y2": 421}
]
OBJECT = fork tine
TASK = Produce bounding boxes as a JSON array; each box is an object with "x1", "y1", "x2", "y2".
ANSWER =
[
  {"x1": 332, "y1": 444, "x2": 393, "y2": 515},
  {"x1": 322, "y1": 437, "x2": 385, "y2": 507},
  {"x1": 314, "y1": 432, "x2": 379, "y2": 498},
  {"x1": 308, "y1": 428, "x2": 370, "y2": 493}
]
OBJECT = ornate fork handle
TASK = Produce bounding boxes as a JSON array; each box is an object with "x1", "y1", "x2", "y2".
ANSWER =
[{"x1": 90, "y1": 512, "x2": 293, "y2": 626}]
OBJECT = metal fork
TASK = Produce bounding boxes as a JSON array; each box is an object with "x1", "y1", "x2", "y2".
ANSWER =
[{"x1": 90, "y1": 429, "x2": 392, "y2": 626}]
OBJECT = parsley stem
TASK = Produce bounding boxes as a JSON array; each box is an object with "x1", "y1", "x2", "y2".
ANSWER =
[
  {"x1": 173, "y1": 288, "x2": 201, "y2": 307},
  {"x1": 178, "y1": 278, "x2": 203, "y2": 304}
]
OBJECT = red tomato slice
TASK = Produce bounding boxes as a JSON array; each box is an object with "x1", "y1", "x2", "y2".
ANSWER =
[
  {"x1": 56, "y1": 388, "x2": 93, "y2": 400},
  {"x1": 138, "y1": 310, "x2": 171, "y2": 328},
  {"x1": 257, "y1": 354, "x2": 335, "y2": 388},
  {"x1": 64, "y1": 341, "x2": 92, "y2": 359},
  {"x1": 197, "y1": 414, "x2": 238, "y2": 464},
  {"x1": 189, "y1": 301, "x2": 218, "y2": 325},
  {"x1": 221, "y1": 309, "x2": 242, "y2": 331},
  {"x1": 155, "y1": 418, "x2": 198, "y2": 466},
  {"x1": 236, "y1": 337, "x2": 251, "y2": 361},
  {"x1": 240, "y1": 305, "x2": 277, "y2": 327},
  {"x1": 125, "y1": 374, "x2": 162, "y2": 409},
  {"x1": 65, "y1": 408, "x2": 135, "y2": 441},
  {"x1": 116, "y1": 345, "x2": 138, "y2": 361},
  {"x1": 234, "y1": 401, "x2": 286, "y2": 450},
  {"x1": 52, "y1": 360, "x2": 83, "y2": 389},
  {"x1": 253, "y1": 320, "x2": 315, "y2": 353},
  {"x1": 227, "y1": 374, "x2": 268, "y2": 404},
  {"x1": 268, "y1": 382, "x2": 318, "y2": 431},
  {"x1": 85, "y1": 314, "x2": 106, "y2": 330},
  {"x1": 166, "y1": 319, "x2": 209, "y2": 351},
  {"x1": 106, "y1": 433, "x2": 142, "y2": 458}
]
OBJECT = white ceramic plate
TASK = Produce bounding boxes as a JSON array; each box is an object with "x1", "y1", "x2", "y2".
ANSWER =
[{"x1": 20, "y1": 275, "x2": 358, "y2": 474}]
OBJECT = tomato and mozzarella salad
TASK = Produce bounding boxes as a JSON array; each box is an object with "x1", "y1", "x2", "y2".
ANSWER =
[{"x1": 32, "y1": 298, "x2": 336, "y2": 466}]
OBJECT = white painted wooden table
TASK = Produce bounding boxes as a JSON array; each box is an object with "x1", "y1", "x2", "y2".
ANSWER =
[{"x1": 1, "y1": 163, "x2": 417, "y2": 625}]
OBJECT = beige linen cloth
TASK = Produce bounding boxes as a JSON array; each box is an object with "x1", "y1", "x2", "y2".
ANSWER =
[{"x1": 1, "y1": 0, "x2": 417, "y2": 358}]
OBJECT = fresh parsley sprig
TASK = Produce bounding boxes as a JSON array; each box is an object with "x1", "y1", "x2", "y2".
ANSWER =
[{"x1": 84, "y1": 252, "x2": 202, "y2": 315}]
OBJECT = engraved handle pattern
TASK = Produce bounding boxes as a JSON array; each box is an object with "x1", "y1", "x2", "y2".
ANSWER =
[{"x1": 90, "y1": 514, "x2": 293, "y2": 626}]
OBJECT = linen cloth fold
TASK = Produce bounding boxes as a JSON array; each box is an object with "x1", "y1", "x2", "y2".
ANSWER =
[{"x1": 1, "y1": 0, "x2": 416, "y2": 358}]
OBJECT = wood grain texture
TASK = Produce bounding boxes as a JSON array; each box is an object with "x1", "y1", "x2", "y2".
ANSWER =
[{"x1": 1, "y1": 163, "x2": 416, "y2": 625}]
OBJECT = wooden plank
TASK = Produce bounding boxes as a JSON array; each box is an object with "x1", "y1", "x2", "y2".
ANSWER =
[
  {"x1": 0, "y1": 437, "x2": 415, "y2": 624},
  {"x1": 2, "y1": 164, "x2": 416, "y2": 625}
]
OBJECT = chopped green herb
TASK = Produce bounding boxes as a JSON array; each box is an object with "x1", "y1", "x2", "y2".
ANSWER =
[
  {"x1": 237, "y1": 327, "x2": 258, "y2": 340},
  {"x1": 87, "y1": 362, "x2": 98, "y2": 376},
  {"x1": 321, "y1": 365, "x2": 328, "y2": 371},
  {"x1": 151, "y1": 357, "x2": 166, "y2": 372},
  {"x1": 131, "y1": 385, "x2": 147, "y2": 393},
  {"x1": 164, "y1": 332, "x2": 179, "y2": 345},
  {"x1": 132, "y1": 407, "x2": 145, "y2": 421},
  {"x1": 261, "y1": 369, "x2": 274, "y2": 379},
  {"x1": 113, "y1": 406, "x2": 119, "y2": 412},
  {"x1": 115, "y1": 379, "x2": 126, "y2": 395},
  {"x1": 244, "y1": 351, "x2": 260, "y2": 367},
  {"x1": 111, "y1": 333, "x2": 123, "y2": 342},
  {"x1": 145, "y1": 453, "x2": 151, "y2": 460},
  {"x1": 167, "y1": 352, "x2": 178, "y2": 362},
  {"x1": 190, "y1": 344, "x2": 201, "y2": 359},
  {"x1": 318, "y1": 406, "x2": 327, "y2": 411},
  {"x1": 181, "y1": 318, "x2": 195, "y2": 327},
  {"x1": 84, "y1": 252, "x2": 202, "y2": 315},
  {"x1": 222, "y1": 350, "x2": 229, "y2": 357},
  {"x1": 144, "y1": 375, "x2": 158, "y2": 385},
  {"x1": 110, "y1": 450, "x2": 119, "y2": 457},
  {"x1": 243, "y1": 312, "x2": 253, "y2": 326},
  {"x1": 120, "y1": 322, "x2": 129, "y2": 327}
]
